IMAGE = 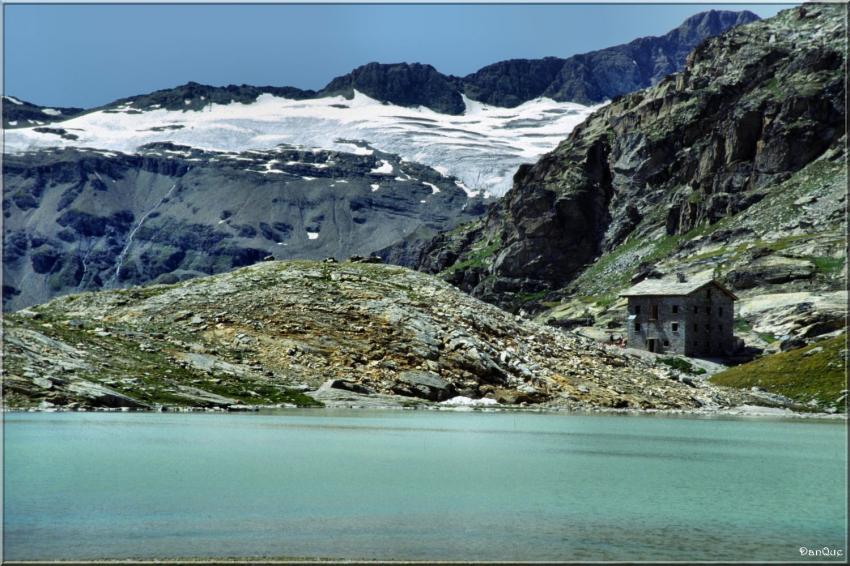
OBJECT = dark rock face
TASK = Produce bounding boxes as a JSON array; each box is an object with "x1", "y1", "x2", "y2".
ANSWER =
[
  {"x1": 3, "y1": 96, "x2": 84, "y2": 129},
  {"x1": 3, "y1": 143, "x2": 484, "y2": 310},
  {"x1": 416, "y1": 5, "x2": 846, "y2": 308},
  {"x1": 106, "y1": 81, "x2": 316, "y2": 112},
  {"x1": 462, "y1": 10, "x2": 759, "y2": 106},
  {"x1": 320, "y1": 63, "x2": 465, "y2": 115}
]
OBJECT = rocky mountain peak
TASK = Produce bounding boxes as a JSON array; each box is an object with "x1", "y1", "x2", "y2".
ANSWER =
[
  {"x1": 673, "y1": 9, "x2": 759, "y2": 41},
  {"x1": 320, "y1": 62, "x2": 466, "y2": 114},
  {"x1": 461, "y1": 9, "x2": 760, "y2": 107}
]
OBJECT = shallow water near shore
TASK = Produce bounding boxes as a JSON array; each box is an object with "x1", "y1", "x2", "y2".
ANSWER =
[{"x1": 4, "y1": 410, "x2": 847, "y2": 561}]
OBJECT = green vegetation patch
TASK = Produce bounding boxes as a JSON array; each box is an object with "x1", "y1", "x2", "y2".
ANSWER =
[
  {"x1": 810, "y1": 255, "x2": 846, "y2": 275},
  {"x1": 659, "y1": 357, "x2": 706, "y2": 375},
  {"x1": 439, "y1": 237, "x2": 502, "y2": 276},
  {"x1": 515, "y1": 290, "x2": 548, "y2": 304},
  {"x1": 710, "y1": 334, "x2": 847, "y2": 411},
  {"x1": 757, "y1": 332, "x2": 778, "y2": 344}
]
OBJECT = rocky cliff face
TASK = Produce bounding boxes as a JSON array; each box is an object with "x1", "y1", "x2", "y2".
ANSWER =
[
  {"x1": 3, "y1": 143, "x2": 483, "y2": 311},
  {"x1": 416, "y1": 5, "x2": 846, "y2": 347},
  {"x1": 2, "y1": 260, "x2": 763, "y2": 411}
]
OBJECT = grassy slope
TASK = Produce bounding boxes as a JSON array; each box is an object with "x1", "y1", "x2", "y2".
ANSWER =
[
  {"x1": 710, "y1": 334, "x2": 847, "y2": 411},
  {"x1": 558, "y1": 153, "x2": 845, "y2": 311},
  {"x1": 3, "y1": 284, "x2": 323, "y2": 409}
]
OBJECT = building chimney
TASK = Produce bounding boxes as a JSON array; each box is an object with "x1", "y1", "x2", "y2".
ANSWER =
[{"x1": 676, "y1": 272, "x2": 687, "y2": 283}]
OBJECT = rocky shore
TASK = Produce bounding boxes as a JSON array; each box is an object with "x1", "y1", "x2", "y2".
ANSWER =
[{"x1": 2, "y1": 260, "x2": 786, "y2": 414}]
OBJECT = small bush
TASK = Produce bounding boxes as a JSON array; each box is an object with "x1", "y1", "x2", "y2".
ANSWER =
[{"x1": 659, "y1": 357, "x2": 707, "y2": 375}]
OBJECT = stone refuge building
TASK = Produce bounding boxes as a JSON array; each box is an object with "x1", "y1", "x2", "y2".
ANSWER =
[{"x1": 619, "y1": 277, "x2": 737, "y2": 357}]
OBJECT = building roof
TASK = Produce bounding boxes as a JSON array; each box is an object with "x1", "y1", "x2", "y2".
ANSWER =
[{"x1": 619, "y1": 278, "x2": 737, "y2": 300}]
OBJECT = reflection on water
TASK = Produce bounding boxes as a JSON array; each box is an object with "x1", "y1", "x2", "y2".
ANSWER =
[{"x1": 4, "y1": 410, "x2": 846, "y2": 561}]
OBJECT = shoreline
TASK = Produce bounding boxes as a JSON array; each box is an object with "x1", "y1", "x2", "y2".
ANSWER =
[{"x1": 4, "y1": 402, "x2": 846, "y2": 420}]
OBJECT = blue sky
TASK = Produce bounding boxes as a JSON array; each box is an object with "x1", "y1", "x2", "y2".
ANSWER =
[{"x1": 4, "y1": 3, "x2": 790, "y2": 108}]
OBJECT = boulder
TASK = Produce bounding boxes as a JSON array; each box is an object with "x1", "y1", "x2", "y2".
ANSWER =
[
  {"x1": 317, "y1": 379, "x2": 373, "y2": 395},
  {"x1": 725, "y1": 256, "x2": 816, "y2": 290},
  {"x1": 396, "y1": 370, "x2": 453, "y2": 401},
  {"x1": 67, "y1": 380, "x2": 150, "y2": 409}
]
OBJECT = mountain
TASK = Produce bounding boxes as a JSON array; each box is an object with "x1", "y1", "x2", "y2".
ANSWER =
[
  {"x1": 0, "y1": 8, "x2": 762, "y2": 311},
  {"x1": 414, "y1": 5, "x2": 846, "y2": 353},
  {"x1": 3, "y1": 9, "x2": 756, "y2": 201},
  {"x1": 3, "y1": 142, "x2": 484, "y2": 311},
  {"x1": 2, "y1": 259, "x2": 767, "y2": 411},
  {"x1": 462, "y1": 10, "x2": 760, "y2": 107},
  {"x1": 3, "y1": 11, "x2": 755, "y2": 124}
]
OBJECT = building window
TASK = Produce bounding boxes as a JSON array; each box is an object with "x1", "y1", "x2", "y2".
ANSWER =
[
  {"x1": 705, "y1": 324, "x2": 710, "y2": 331},
  {"x1": 693, "y1": 341, "x2": 698, "y2": 349},
  {"x1": 634, "y1": 322, "x2": 641, "y2": 331},
  {"x1": 693, "y1": 323, "x2": 698, "y2": 331},
  {"x1": 672, "y1": 305, "x2": 679, "y2": 314},
  {"x1": 706, "y1": 306, "x2": 711, "y2": 314},
  {"x1": 719, "y1": 307, "x2": 723, "y2": 316},
  {"x1": 672, "y1": 322, "x2": 679, "y2": 332},
  {"x1": 663, "y1": 340, "x2": 670, "y2": 347},
  {"x1": 650, "y1": 304, "x2": 659, "y2": 320},
  {"x1": 693, "y1": 306, "x2": 698, "y2": 314},
  {"x1": 634, "y1": 305, "x2": 641, "y2": 315}
]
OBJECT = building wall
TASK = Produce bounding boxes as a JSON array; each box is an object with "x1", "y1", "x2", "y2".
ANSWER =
[
  {"x1": 625, "y1": 285, "x2": 735, "y2": 357},
  {"x1": 681, "y1": 287, "x2": 735, "y2": 357},
  {"x1": 625, "y1": 296, "x2": 690, "y2": 355}
]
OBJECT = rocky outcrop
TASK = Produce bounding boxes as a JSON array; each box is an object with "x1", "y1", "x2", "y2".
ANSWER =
[
  {"x1": 2, "y1": 96, "x2": 84, "y2": 128},
  {"x1": 106, "y1": 81, "x2": 315, "y2": 112},
  {"x1": 3, "y1": 143, "x2": 484, "y2": 310},
  {"x1": 320, "y1": 63, "x2": 465, "y2": 115},
  {"x1": 417, "y1": 5, "x2": 846, "y2": 313},
  {"x1": 1, "y1": 260, "x2": 763, "y2": 411}
]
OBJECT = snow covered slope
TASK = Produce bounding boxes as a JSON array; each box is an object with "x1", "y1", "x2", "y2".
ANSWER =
[{"x1": 4, "y1": 91, "x2": 600, "y2": 196}]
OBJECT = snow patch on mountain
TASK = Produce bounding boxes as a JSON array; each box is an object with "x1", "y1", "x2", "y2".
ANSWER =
[{"x1": 4, "y1": 91, "x2": 601, "y2": 196}]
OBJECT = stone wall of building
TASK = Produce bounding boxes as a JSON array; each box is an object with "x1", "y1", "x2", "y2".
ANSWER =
[
  {"x1": 626, "y1": 296, "x2": 689, "y2": 354},
  {"x1": 681, "y1": 286, "x2": 735, "y2": 356},
  {"x1": 625, "y1": 285, "x2": 735, "y2": 357}
]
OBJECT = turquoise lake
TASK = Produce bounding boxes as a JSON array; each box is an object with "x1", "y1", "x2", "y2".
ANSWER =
[{"x1": 3, "y1": 410, "x2": 847, "y2": 561}]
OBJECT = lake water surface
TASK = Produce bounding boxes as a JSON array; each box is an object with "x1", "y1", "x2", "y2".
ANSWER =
[{"x1": 3, "y1": 410, "x2": 847, "y2": 561}]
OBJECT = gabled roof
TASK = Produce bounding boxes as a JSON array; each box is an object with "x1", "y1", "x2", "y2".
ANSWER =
[{"x1": 619, "y1": 278, "x2": 737, "y2": 300}]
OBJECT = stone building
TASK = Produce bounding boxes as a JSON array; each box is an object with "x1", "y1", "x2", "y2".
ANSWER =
[{"x1": 620, "y1": 277, "x2": 737, "y2": 357}]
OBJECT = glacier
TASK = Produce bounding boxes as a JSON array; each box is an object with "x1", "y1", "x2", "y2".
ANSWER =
[{"x1": 4, "y1": 91, "x2": 602, "y2": 196}]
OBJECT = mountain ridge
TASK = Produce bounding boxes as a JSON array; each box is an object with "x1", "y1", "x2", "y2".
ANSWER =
[
  {"x1": 461, "y1": 9, "x2": 760, "y2": 107},
  {"x1": 3, "y1": 9, "x2": 757, "y2": 124}
]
